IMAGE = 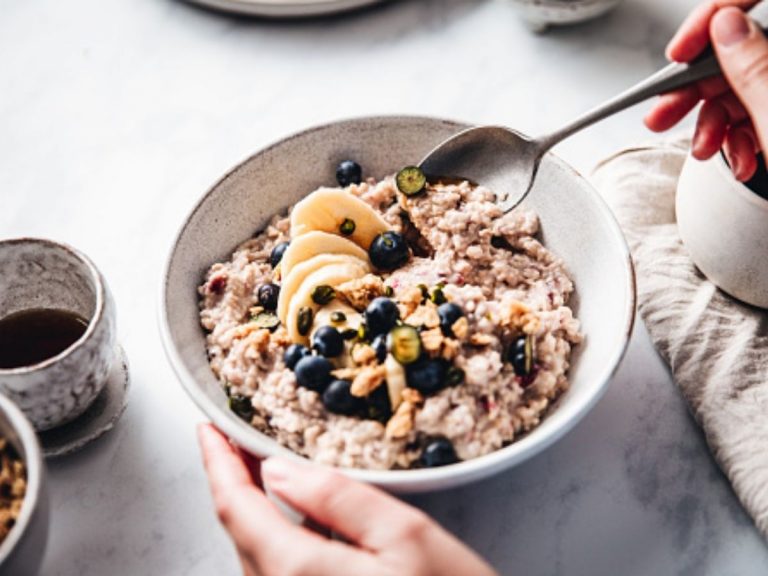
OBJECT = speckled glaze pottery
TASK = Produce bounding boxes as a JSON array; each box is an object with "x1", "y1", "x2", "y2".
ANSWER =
[
  {"x1": 0, "y1": 392, "x2": 48, "y2": 575},
  {"x1": 510, "y1": 0, "x2": 625, "y2": 32},
  {"x1": 677, "y1": 152, "x2": 768, "y2": 309},
  {"x1": 160, "y1": 116, "x2": 636, "y2": 493},
  {"x1": 0, "y1": 239, "x2": 118, "y2": 431},
  {"x1": 186, "y1": 0, "x2": 385, "y2": 18}
]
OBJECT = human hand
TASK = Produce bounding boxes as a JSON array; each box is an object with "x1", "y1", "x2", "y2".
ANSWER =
[
  {"x1": 645, "y1": 1, "x2": 768, "y2": 181},
  {"x1": 197, "y1": 424, "x2": 498, "y2": 576}
]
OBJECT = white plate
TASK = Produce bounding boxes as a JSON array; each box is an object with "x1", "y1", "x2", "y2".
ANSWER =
[{"x1": 186, "y1": 0, "x2": 386, "y2": 18}]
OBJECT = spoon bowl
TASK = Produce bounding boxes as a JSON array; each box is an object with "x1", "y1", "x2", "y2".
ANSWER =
[{"x1": 419, "y1": 126, "x2": 542, "y2": 213}]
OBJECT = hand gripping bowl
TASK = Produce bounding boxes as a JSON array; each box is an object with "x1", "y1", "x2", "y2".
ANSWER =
[{"x1": 160, "y1": 116, "x2": 635, "y2": 493}]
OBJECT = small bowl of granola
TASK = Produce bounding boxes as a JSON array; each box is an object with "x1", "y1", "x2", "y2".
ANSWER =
[
  {"x1": 0, "y1": 392, "x2": 49, "y2": 574},
  {"x1": 160, "y1": 116, "x2": 635, "y2": 492}
]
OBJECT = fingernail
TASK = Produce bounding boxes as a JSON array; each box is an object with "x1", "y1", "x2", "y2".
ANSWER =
[
  {"x1": 712, "y1": 9, "x2": 750, "y2": 47},
  {"x1": 730, "y1": 154, "x2": 741, "y2": 179},
  {"x1": 262, "y1": 457, "x2": 292, "y2": 484},
  {"x1": 692, "y1": 133, "x2": 702, "y2": 157}
]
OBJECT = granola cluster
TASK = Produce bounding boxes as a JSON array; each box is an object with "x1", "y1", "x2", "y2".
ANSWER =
[{"x1": 0, "y1": 438, "x2": 26, "y2": 543}]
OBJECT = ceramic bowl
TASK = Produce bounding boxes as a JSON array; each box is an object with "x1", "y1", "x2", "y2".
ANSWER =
[
  {"x1": 0, "y1": 392, "x2": 49, "y2": 575},
  {"x1": 676, "y1": 152, "x2": 768, "y2": 309},
  {"x1": 160, "y1": 116, "x2": 635, "y2": 493},
  {"x1": 0, "y1": 239, "x2": 118, "y2": 431},
  {"x1": 186, "y1": 0, "x2": 385, "y2": 18},
  {"x1": 510, "y1": 0, "x2": 625, "y2": 32}
]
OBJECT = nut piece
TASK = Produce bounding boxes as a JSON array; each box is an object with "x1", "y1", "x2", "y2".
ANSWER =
[
  {"x1": 351, "y1": 344, "x2": 377, "y2": 365},
  {"x1": 232, "y1": 323, "x2": 271, "y2": 347},
  {"x1": 401, "y1": 388, "x2": 423, "y2": 404},
  {"x1": 451, "y1": 316, "x2": 469, "y2": 340},
  {"x1": 420, "y1": 327, "x2": 444, "y2": 355},
  {"x1": 331, "y1": 367, "x2": 361, "y2": 381},
  {"x1": 336, "y1": 274, "x2": 386, "y2": 310},
  {"x1": 501, "y1": 299, "x2": 540, "y2": 334},
  {"x1": 469, "y1": 333, "x2": 494, "y2": 347},
  {"x1": 440, "y1": 338, "x2": 461, "y2": 361},
  {"x1": 397, "y1": 286, "x2": 424, "y2": 318},
  {"x1": 385, "y1": 389, "x2": 423, "y2": 439},
  {"x1": 271, "y1": 328, "x2": 292, "y2": 347},
  {"x1": 405, "y1": 304, "x2": 440, "y2": 329},
  {"x1": 350, "y1": 365, "x2": 387, "y2": 398}
]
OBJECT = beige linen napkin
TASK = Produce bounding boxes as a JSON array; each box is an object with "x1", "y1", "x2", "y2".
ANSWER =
[{"x1": 590, "y1": 140, "x2": 768, "y2": 539}]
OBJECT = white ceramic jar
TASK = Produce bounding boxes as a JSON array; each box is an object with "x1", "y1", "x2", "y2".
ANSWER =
[{"x1": 676, "y1": 152, "x2": 768, "y2": 309}]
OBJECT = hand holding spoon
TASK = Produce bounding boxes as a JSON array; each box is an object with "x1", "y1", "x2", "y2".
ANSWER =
[{"x1": 419, "y1": 2, "x2": 768, "y2": 213}]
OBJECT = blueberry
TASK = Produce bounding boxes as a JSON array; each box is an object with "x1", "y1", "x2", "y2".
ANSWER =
[
  {"x1": 438, "y1": 302, "x2": 463, "y2": 336},
  {"x1": 365, "y1": 384, "x2": 392, "y2": 423},
  {"x1": 312, "y1": 326, "x2": 344, "y2": 358},
  {"x1": 270, "y1": 242, "x2": 290, "y2": 268},
  {"x1": 322, "y1": 379, "x2": 365, "y2": 416},
  {"x1": 507, "y1": 335, "x2": 534, "y2": 376},
  {"x1": 371, "y1": 334, "x2": 387, "y2": 363},
  {"x1": 406, "y1": 358, "x2": 448, "y2": 395},
  {"x1": 369, "y1": 231, "x2": 410, "y2": 271},
  {"x1": 421, "y1": 438, "x2": 459, "y2": 467},
  {"x1": 336, "y1": 160, "x2": 362, "y2": 187},
  {"x1": 294, "y1": 356, "x2": 333, "y2": 392},
  {"x1": 257, "y1": 283, "x2": 280, "y2": 311},
  {"x1": 364, "y1": 297, "x2": 400, "y2": 338},
  {"x1": 284, "y1": 344, "x2": 311, "y2": 370}
]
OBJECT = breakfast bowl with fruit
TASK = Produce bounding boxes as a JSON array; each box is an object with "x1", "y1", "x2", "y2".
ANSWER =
[{"x1": 160, "y1": 116, "x2": 635, "y2": 492}]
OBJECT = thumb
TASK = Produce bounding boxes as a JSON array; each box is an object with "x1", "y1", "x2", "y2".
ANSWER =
[{"x1": 711, "y1": 7, "x2": 768, "y2": 148}]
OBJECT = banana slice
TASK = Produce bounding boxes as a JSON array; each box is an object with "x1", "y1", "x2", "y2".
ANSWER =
[
  {"x1": 384, "y1": 354, "x2": 407, "y2": 411},
  {"x1": 280, "y1": 231, "x2": 369, "y2": 279},
  {"x1": 277, "y1": 254, "x2": 370, "y2": 323},
  {"x1": 286, "y1": 262, "x2": 368, "y2": 344},
  {"x1": 290, "y1": 188, "x2": 390, "y2": 250},
  {"x1": 311, "y1": 300, "x2": 364, "y2": 338}
]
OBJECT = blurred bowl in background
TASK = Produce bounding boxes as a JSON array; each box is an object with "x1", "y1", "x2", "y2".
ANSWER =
[
  {"x1": 185, "y1": 0, "x2": 386, "y2": 18},
  {"x1": 510, "y1": 0, "x2": 625, "y2": 32},
  {"x1": 0, "y1": 393, "x2": 49, "y2": 575}
]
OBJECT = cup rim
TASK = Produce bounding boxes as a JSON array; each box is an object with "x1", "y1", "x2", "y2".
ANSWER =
[
  {"x1": 0, "y1": 238, "x2": 106, "y2": 375},
  {"x1": 715, "y1": 150, "x2": 768, "y2": 210},
  {"x1": 0, "y1": 392, "x2": 45, "y2": 564}
]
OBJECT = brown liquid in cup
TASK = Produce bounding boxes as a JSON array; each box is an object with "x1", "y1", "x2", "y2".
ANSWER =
[
  {"x1": 745, "y1": 153, "x2": 768, "y2": 201},
  {"x1": 0, "y1": 309, "x2": 89, "y2": 369}
]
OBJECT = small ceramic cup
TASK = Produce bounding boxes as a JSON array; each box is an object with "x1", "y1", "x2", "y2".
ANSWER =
[
  {"x1": 0, "y1": 239, "x2": 117, "y2": 430},
  {"x1": 676, "y1": 152, "x2": 768, "y2": 309}
]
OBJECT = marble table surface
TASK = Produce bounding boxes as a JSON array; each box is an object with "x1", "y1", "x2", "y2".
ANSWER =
[{"x1": 2, "y1": 0, "x2": 767, "y2": 573}]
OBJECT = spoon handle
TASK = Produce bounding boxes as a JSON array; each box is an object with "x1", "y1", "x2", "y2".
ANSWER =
[{"x1": 536, "y1": 2, "x2": 768, "y2": 152}]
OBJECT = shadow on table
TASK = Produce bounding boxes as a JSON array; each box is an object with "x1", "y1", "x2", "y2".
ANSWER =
[{"x1": 405, "y1": 322, "x2": 764, "y2": 576}]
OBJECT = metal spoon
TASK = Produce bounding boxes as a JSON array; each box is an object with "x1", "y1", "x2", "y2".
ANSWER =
[{"x1": 420, "y1": 2, "x2": 768, "y2": 213}]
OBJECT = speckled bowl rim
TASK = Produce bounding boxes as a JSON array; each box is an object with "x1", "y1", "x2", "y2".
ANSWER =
[
  {"x1": 0, "y1": 392, "x2": 44, "y2": 564},
  {"x1": 0, "y1": 238, "x2": 106, "y2": 375},
  {"x1": 159, "y1": 115, "x2": 636, "y2": 492}
]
